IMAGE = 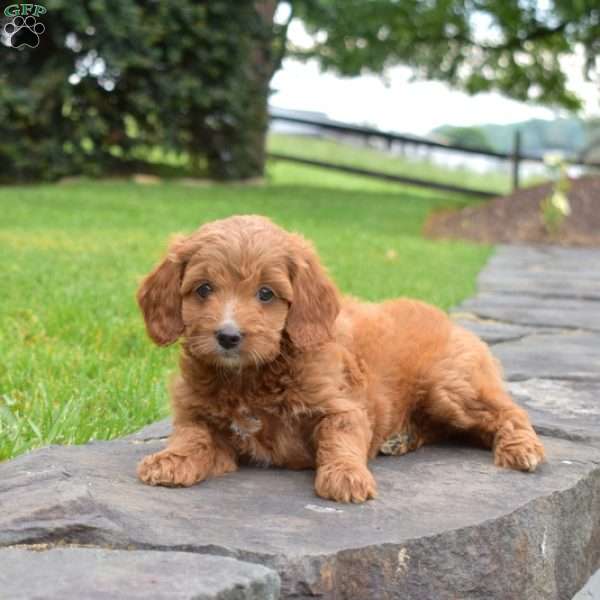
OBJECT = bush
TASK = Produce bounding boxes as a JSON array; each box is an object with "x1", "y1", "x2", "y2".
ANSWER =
[
  {"x1": 0, "y1": 1, "x2": 273, "y2": 182},
  {"x1": 434, "y1": 126, "x2": 493, "y2": 151}
]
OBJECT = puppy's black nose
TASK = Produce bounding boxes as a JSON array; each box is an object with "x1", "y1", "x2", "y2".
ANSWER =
[{"x1": 215, "y1": 325, "x2": 242, "y2": 350}]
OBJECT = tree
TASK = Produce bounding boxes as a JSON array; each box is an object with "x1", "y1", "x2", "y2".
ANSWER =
[
  {"x1": 0, "y1": 1, "x2": 280, "y2": 182},
  {"x1": 434, "y1": 126, "x2": 493, "y2": 151},
  {"x1": 291, "y1": 0, "x2": 599, "y2": 111},
  {"x1": 0, "y1": 0, "x2": 598, "y2": 182}
]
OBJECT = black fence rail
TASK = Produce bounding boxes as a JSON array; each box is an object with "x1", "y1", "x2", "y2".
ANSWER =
[
  {"x1": 268, "y1": 152, "x2": 498, "y2": 198},
  {"x1": 268, "y1": 112, "x2": 600, "y2": 198}
]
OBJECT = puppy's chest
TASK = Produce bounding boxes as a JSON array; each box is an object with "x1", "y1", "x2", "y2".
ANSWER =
[
  {"x1": 214, "y1": 391, "x2": 316, "y2": 467},
  {"x1": 228, "y1": 405, "x2": 266, "y2": 439},
  {"x1": 225, "y1": 395, "x2": 305, "y2": 440}
]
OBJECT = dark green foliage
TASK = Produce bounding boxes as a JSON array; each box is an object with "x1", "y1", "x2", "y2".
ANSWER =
[
  {"x1": 0, "y1": 0, "x2": 276, "y2": 182},
  {"x1": 1, "y1": 0, "x2": 598, "y2": 183},
  {"x1": 434, "y1": 126, "x2": 493, "y2": 151},
  {"x1": 433, "y1": 118, "x2": 594, "y2": 155},
  {"x1": 434, "y1": 117, "x2": 600, "y2": 156},
  {"x1": 293, "y1": 0, "x2": 599, "y2": 111}
]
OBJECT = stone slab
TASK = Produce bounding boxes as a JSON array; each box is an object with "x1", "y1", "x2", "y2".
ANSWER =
[
  {"x1": 460, "y1": 292, "x2": 600, "y2": 332},
  {"x1": 488, "y1": 331, "x2": 600, "y2": 382},
  {"x1": 0, "y1": 548, "x2": 280, "y2": 600},
  {"x1": 124, "y1": 419, "x2": 171, "y2": 442},
  {"x1": 575, "y1": 569, "x2": 600, "y2": 599},
  {"x1": 1, "y1": 435, "x2": 600, "y2": 599},
  {"x1": 452, "y1": 315, "x2": 552, "y2": 345},
  {"x1": 508, "y1": 379, "x2": 600, "y2": 443},
  {"x1": 479, "y1": 246, "x2": 600, "y2": 300},
  {"x1": 478, "y1": 246, "x2": 600, "y2": 300},
  {"x1": 478, "y1": 272, "x2": 600, "y2": 301},
  {"x1": 488, "y1": 245, "x2": 600, "y2": 273}
]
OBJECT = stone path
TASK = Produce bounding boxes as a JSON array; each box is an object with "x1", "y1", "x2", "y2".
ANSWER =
[{"x1": 1, "y1": 245, "x2": 599, "y2": 599}]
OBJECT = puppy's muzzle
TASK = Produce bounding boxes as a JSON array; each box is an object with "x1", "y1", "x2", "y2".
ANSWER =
[{"x1": 215, "y1": 325, "x2": 243, "y2": 350}]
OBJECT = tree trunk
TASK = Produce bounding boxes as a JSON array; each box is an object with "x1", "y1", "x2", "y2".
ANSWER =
[{"x1": 204, "y1": 0, "x2": 278, "y2": 181}]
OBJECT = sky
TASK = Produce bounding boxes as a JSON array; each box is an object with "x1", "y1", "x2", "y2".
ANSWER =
[{"x1": 270, "y1": 18, "x2": 600, "y2": 137}]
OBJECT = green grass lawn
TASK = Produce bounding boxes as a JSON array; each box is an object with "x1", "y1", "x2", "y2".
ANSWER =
[
  {"x1": 0, "y1": 159, "x2": 492, "y2": 461},
  {"x1": 268, "y1": 133, "x2": 515, "y2": 195}
]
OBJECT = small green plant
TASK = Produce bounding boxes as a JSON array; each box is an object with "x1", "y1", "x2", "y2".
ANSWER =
[{"x1": 541, "y1": 153, "x2": 571, "y2": 235}]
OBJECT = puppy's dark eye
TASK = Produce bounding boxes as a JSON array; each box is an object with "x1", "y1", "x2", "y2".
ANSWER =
[
  {"x1": 257, "y1": 286, "x2": 275, "y2": 303},
  {"x1": 196, "y1": 283, "x2": 213, "y2": 298}
]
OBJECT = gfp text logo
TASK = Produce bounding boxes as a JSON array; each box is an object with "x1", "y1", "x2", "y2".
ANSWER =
[{"x1": 4, "y1": 4, "x2": 46, "y2": 17}]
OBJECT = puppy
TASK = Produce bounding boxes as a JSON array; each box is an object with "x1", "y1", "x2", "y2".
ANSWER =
[{"x1": 136, "y1": 215, "x2": 544, "y2": 503}]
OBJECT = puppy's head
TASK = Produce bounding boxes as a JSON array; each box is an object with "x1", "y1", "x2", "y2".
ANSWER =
[{"x1": 137, "y1": 215, "x2": 340, "y2": 368}]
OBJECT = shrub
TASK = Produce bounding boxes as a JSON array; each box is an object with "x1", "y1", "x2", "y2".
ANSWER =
[{"x1": 0, "y1": 1, "x2": 274, "y2": 182}]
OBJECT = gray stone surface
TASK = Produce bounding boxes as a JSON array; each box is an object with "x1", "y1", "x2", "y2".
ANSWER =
[
  {"x1": 484, "y1": 245, "x2": 600, "y2": 273},
  {"x1": 124, "y1": 418, "x2": 171, "y2": 442},
  {"x1": 460, "y1": 246, "x2": 600, "y2": 332},
  {"x1": 491, "y1": 331, "x2": 600, "y2": 381},
  {"x1": 452, "y1": 315, "x2": 552, "y2": 344},
  {"x1": 1, "y1": 245, "x2": 600, "y2": 599},
  {"x1": 574, "y1": 569, "x2": 600, "y2": 600},
  {"x1": 478, "y1": 246, "x2": 600, "y2": 300},
  {"x1": 0, "y1": 548, "x2": 280, "y2": 600},
  {"x1": 508, "y1": 379, "x2": 600, "y2": 443},
  {"x1": 453, "y1": 245, "x2": 600, "y2": 599},
  {"x1": 461, "y1": 293, "x2": 600, "y2": 332},
  {"x1": 1, "y1": 435, "x2": 599, "y2": 599}
]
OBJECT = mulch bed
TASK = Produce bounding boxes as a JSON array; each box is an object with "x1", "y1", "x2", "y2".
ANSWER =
[{"x1": 424, "y1": 175, "x2": 600, "y2": 247}]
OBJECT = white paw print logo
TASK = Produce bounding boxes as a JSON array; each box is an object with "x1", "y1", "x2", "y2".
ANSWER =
[{"x1": 4, "y1": 15, "x2": 45, "y2": 49}]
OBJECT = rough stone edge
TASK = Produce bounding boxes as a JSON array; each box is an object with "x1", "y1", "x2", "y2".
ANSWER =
[
  {"x1": 3, "y1": 460, "x2": 599, "y2": 599},
  {"x1": 0, "y1": 547, "x2": 282, "y2": 600}
]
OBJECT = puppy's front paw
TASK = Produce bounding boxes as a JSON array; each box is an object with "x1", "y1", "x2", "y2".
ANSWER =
[
  {"x1": 315, "y1": 462, "x2": 377, "y2": 503},
  {"x1": 137, "y1": 449, "x2": 208, "y2": 487},
  {"x1": 494, "y1": 428, "x2": 545, "y2": 472}
]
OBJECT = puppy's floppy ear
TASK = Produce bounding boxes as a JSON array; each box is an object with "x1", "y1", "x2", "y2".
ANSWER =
[
  {"x1": 137, "y1": 235, "x2": 190, "y2": 346},
  {"x1": 285, "y1": 234, "x2": 341, "y2": 349}
]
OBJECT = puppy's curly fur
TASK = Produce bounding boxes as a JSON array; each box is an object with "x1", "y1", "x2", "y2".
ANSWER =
[{"x1": 137, "y1": 215, "x2": 544, "y2": 503}]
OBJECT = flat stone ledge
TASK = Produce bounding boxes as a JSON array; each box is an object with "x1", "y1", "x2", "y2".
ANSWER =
[
  {"x1": 1, "y1": 435, "x2": 599, "y2": 599},
  {"x1": 479, "y1": 273, "x2": 600, "y2": 301},
  {"x1": 487, "y1": 245, "x2": 600, "y2": 273},
  {"x1": 478, "y1": 245, "x2": 600, "y2": 300},
  {"x1": 489, "y1": 331, "x2": 600, "y2": 382},
  {"x1": 508, "y1": 379, "x2": 600, "y2": 443},
  {"x1": 460, "y1": 293, "x2": 600, "y2": 332},
  {"x1": 452, "y1": 314, "x2": 554, "y2": 345},
  {"x1": 124, "y1": 419, "x2": 171, "y2": 443},
  {"x1": 454, "y1": 318, "x2": 600, "y2": 384},
  {"x1": 0, "y1": 548, "x2": 280, "y2": 600}
]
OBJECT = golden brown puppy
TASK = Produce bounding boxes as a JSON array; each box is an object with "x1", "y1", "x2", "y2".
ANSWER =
[{"x1": 136, "y1": 215, "x2": 545, "y2": 503}]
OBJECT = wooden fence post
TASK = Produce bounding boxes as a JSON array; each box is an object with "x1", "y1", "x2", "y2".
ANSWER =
[{"x1": 512, "y1": 130, "x2": 522, "y2": 192}]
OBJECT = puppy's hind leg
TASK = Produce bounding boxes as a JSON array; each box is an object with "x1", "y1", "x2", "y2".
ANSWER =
[
  {"x1": 484, "y1": 388, "x2": 545, "y2": 472},
  {"x1": 424, "y1": 331, "x2": 545, "y2": 472},
  {"x1": 425, "y1": 382, "x2": 545, "y2": 471}
]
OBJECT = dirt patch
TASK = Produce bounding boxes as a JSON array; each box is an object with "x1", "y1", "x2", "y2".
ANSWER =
[{"x1": 424, "y1": 175, "x2": 600, "y2": 247}]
